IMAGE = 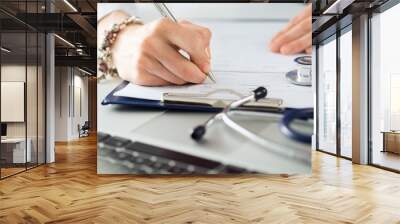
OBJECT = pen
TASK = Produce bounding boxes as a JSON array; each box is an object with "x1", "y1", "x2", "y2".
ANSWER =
[{"x1": 154, "y1": 3, "x2": 217, "y2": 83}]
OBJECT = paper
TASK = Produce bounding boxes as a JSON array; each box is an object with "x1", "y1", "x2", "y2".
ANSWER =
[
  {"x1": 113, "y1": 19, "x2": 313, "y2": 108},
  {"x1": 115, "y1": 70, "x2": 312, "y2": 108}
]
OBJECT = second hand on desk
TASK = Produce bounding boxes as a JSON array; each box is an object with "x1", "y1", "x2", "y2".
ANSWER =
[{"x1": 154, "y1": 3, "x2": 217, "y2": 83}]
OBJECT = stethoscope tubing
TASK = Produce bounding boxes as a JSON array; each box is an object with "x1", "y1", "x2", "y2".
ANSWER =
[
  {"x1": 279, "y1": 108, "x2": 313, "y2": 144},
  {"x1": 191, "y1": 86, "x2": 312, "y2": 148},
  {"x1": 220, "y1": 111, "x2": 288, "y2": 151},
  {"x1": 198, "y1": 110, "x2": 311, "y2": 161},
  {"x1": 199, "y1": 106, "x2": 311, "y2": 147}
]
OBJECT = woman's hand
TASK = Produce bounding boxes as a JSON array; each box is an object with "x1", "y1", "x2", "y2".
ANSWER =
[
  {"x1": 110, "y1": 16, "x2": 212, "y2": 86},
  {"x1": 269, "y1": 4, "x2": 312, "y2": 55}
]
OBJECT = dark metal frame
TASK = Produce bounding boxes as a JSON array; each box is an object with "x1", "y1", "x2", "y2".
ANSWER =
[
  {"x1": 315, "y1": 24, "x2": 359, "y2": 161},
  {"x1": 315, "y1": 33, "x2": 345, "y2": 158},
  {"x1": 0, "y1": 0, "x2": 47, "y2": 180},
  {"x1": 367, "y1": 10, "x2": 373, "y2": 166},
  {"x1": 335, "y1": 19, "x2": 341, "y2": 158},
  {"x1": 314, "y1": 15, "x2": 354, "y2": 162},
  {"x1": 315, "y1": 44, "x2": 319, "y2": 152}
]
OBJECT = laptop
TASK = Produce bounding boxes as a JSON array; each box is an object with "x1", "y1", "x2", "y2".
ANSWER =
[{"x1": 97, "y1": 110, "x2": 311, "y2": 175}]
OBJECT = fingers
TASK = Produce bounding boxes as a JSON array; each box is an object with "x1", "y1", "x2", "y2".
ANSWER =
[
  {"x1": 290, "y1": 4, "x2": 312, "y2": 26},
  {"x1": 271, "y1": 11, "x2": 307, "y2": 42},
  {"x1": 166, "y1": 20, "x2": 212, "y2": 74},
  {"x1": 135, "y1": 33, "x2": 203, "y2": 84},
  {"x1": 143, "y1": 18, "x2": 210, "y2": 83},
  {"x1": 271, "y1": 18, "x2": 311, "y2": 52},
  {"x1": 269, "y1": 4, "x2": 312, "y2": 55},
  {"x1": 114, "y1": 18, "x2": 211, "y2": 86},
  {"x1": 144, "y1": 54, "x2": 186, "y2": 85},
  {"x1": 120, "y1": 53, "x2": 171, "y2": 86},
  {"x1": 272, "y1": 4, "x2": 311, "y2": 42},
  {"x1": 135, "y1": 70, "x2": 171, "y2": 86},
  {"x1": 280, "y1": 32, "x2": 312, "y2": 55},
  {"x1": 155, "y1": 42, "x2": 207, "y2": 84},
  {"x1": 305, "y1": 47, "x2": 312, "y2": 54}
]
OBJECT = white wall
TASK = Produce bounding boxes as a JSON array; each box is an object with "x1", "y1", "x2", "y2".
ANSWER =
[
  {"x1": 71, "y1": 73, "x2": 89, "y2": 138},
  {"x1": 54, "y1": 67, "x2": 89, "y2": 141},
  {"x1": 1, "y1": 63, "x2": 46, "y2": 164},
  {"x1": 1, "y1": 65, "x2": 39, "y2": 138},
  {"x1": 54, "y1": 66, "x2": 69, "y2": 141},
  {"x1": 1, "y1": 66, "x2": 26, "y2": 136}
]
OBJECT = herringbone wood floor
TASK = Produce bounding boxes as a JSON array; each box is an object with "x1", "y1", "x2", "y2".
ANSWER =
[{"x1": 0, "y1": 135, "x2": 399, "y2": 224}]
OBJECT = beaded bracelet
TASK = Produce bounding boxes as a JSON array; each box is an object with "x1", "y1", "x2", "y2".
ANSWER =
[{"x1": 97, "y1": 16, "x2": 143, "y2": 81}]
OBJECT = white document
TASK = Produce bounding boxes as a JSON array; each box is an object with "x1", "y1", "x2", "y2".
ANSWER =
[{"x1": 113, "y1": 19, "x2": 313, "y2": 108}]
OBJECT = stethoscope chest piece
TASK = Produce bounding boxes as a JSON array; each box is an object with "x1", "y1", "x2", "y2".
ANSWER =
[
  {"x1": 286, "y1": 68, "x2": 311, "y2": 86},
  {"x1": 286, "y1": 56, "x2": 312, "y2": 86}
]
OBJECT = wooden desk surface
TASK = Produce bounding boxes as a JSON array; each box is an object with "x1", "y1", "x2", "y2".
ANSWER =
[{"x1": 381, "y1": 131, "x2": 400, "y2": 134}]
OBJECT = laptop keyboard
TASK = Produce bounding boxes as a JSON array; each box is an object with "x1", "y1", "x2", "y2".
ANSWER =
[{"x1": 98, "y1": 132, "x2": 253, "y2": 174}]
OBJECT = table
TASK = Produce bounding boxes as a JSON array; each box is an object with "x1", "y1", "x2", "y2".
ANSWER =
[
  {"x1": 382, "y1": 131, "x2": 400, "y2": 154},
  {"x1": 1, "y1": 138, "x2": 32, "y2": 164}
]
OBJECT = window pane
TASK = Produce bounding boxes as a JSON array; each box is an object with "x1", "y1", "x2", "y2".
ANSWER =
[
  {"x1": 27, "y1": 31, "x2": 38, "y2": 169},
  {"x1": 339, "y1": 29, "x2": 352, "y2": 158},
  {"x1": 38, "y1": 32, "x2": 45, "y2": 165},
  {"x1": 317, "y1": 37, "x2": 337, "y2": 154},
  {"x1": 1, "y1": 30, "x2": 27, "y2": 177},
  {"x1": 371, "y1": 4, "x2": 400, "y2": 171},
  {"x1": 26, "y1": 0, "x2": 41, "y2": 169}
]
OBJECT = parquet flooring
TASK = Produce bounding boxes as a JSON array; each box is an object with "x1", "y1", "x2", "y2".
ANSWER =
[
  {"x1": 1, "y1": 135, "x2": 400, "y2": 224},
  {"x1": 1, "y1": 167, "x2": 26, "y2": 178}
]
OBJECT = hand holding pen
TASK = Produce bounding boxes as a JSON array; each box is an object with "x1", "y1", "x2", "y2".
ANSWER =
[
  {"x1": 98, "y1": 8, "x2": 213, "y2": 86},
  {"x1": 155, "y1": 3, "x2": 216, "y2": 82}
]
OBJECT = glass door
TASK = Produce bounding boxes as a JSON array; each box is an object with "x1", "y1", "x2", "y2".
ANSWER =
[
  {"x1": 370, "y1": 3, "x2": 400, "y2": 171},
  {"x1": 339, "y1": 28, "x2": 352, "y2": 158},
  {"x1": 317, "y1": 36, "x2": 337, "y2": 155},
  {"x1": 1, "y1": 30, "x2": 28, "y2": 178},
  {"x1": 0, "y1": 0, "x2": 46, "y2": 179}
]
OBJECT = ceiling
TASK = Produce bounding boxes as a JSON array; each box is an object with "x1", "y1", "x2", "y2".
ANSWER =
[{"x1": 0, "y1": 0, "x2": 98, "y2": 73}]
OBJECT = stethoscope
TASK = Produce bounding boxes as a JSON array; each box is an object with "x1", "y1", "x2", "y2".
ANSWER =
[
  {"x1": 286, "y1": 56, "x2": 312, "y2": 86},
  {"x1": 190, "y1": 87, "x2": 313, "y2": 147}
]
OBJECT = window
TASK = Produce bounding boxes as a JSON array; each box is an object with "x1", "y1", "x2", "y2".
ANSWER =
[
  {"x1": 0, "y1": 0, "x2": 47, "y2": 179},
  {"x1": 339, "y1": 28, "x2": 352, "y2": 158},
  {"x1": 317, "y1": 37, "x2": 337, "y2": 154},
  {"x1": 370, "y1": 3, "x2": 400, "y2": 171}
]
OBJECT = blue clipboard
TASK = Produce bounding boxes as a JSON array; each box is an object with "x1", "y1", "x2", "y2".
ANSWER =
[{"x1": 102, "y1": 81, "x2": 221, "y2": 112}]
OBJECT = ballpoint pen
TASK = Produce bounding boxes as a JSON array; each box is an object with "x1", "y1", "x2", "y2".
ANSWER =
[{"x1": 154, "y1": 3, "x2": 217, "y2": 83}]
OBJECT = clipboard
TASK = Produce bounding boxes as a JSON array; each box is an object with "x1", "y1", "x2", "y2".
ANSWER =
[{"x1": 102, "y1": 81, "x2": 283, "y2": 112}]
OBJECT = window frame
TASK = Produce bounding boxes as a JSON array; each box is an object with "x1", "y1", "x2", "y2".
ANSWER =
[
  {"x1": 314, "y1": 0, "x2": 400, "y2": 173},
  {"x1": 315, "y1": 24, "x2": 352, "y2": 160}
]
